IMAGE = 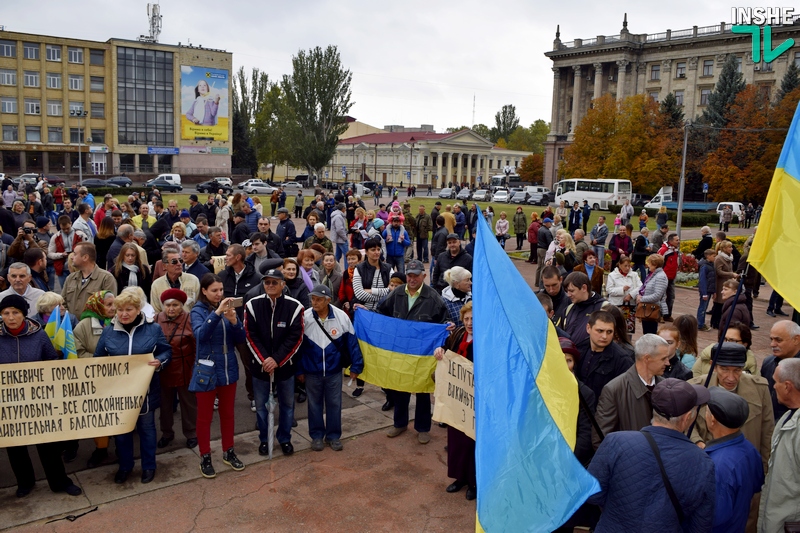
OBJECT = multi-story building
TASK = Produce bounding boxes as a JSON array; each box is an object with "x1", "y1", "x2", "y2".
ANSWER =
[
  {"x1": 0, "y1": 29, "x2": 232, "y2": 178},
  {"x1": 542, "y1": 16, "x2": 800, "y2": 188}
]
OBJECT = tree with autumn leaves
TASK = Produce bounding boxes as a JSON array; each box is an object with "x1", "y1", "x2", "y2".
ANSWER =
[{"x1": 560, "y1": 94, "x2": 680, "y2": 195}]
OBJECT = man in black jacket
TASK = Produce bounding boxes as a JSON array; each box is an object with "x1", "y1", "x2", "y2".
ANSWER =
[
  {"x1": 256, "y1": 218, "x2": 284, "y2": 257},
  {"x1": 188, "y1": 194, "x2": 206, "y2": 222},
  {"x1": 199, "y1": 227, "x2": 228, "y2": 271},
  {"x1": 429, "y1": 216, "x2": 448, "y2": 278},
  {"x1": 560, "y1": 271, "x2": 608, "y2": 346},
  {"x1": 431, "y1": 233, "x2": 472, "y2": 293},
  {"x1": 535, "y1": 218, "x2": 554, "y2": 288},
  {"x1": 538, "y1": 265, "x2": 570, "y2": 326},
  {"x1": 576, "y1": 310, "x2": 634, "y2": 401},
  {"x1": 244, "y1": 269, "x2": 305, "y2": 457},
  {"x1": 230, "y1": 212, "x2": 250, "y2": 245},
  {"x1": 377, "y1": 260, "x2": 449, "y2": 445}
]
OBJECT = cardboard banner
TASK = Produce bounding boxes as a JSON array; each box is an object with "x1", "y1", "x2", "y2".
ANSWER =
[
  {"x1": 0, "y1": 354, "x2": 155, "y2": 447},
  {"x1": 432, "y1": 350, "x2": 475, "y2": 440},
  {"x1": 212, "y1": 255, "x2": 226, "y2": 274}
]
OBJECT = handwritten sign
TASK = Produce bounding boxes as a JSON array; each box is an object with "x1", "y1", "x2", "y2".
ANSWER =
[
  {"x1": 432, "y1": 350, "x2": 475, "y2": 440},
  {"x1": 212, "y1": 255, "x2": 226, "y2": 274},
  {"x1": 0, "y1": 354, "x2": 155, "y2": 447}
]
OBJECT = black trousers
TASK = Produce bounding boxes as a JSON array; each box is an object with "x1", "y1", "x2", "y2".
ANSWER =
[{"x1": 7, "y1": 442, "x2": 73, "y2": 491}]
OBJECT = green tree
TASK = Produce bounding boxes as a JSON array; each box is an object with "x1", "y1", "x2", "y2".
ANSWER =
[
  {"x1": 472, "y1": 123, "x2": 492, "y2": 139},
  {"x1": 445, "y1": 125, "x2": 470, "y2": 133},
  {"x1": 281, "y1": 45, "x2": 353, "y2": 178},
  {"x1": 253, "y1": 84, "x2": 297, "y2": 180},
  {"x1": 232, "y1": 67, "x2": 271, "y2": 128},
  {"x1": 659, "y1": 93, "x2": 684, "y2": 129},
  {"x1": 231, "y1": 108, "x2": 258, "y2": 176},
  {"x1": 491, "y1": 104, "x2": 520, "y2": 143},
  {"x1": 507, "y1": 120, "x2": 550, "y2": 153},
  {"x1": 701, "y1": 54, "x2": 746, "y2": 127},
  {"x1": 777, "y1": 62, "x2": 800, "y2": 101}
]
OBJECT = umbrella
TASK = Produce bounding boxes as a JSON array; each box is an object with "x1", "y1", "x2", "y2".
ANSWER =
[{"x1": 266, "y1": 373, "x2": 277, "y2": 459}]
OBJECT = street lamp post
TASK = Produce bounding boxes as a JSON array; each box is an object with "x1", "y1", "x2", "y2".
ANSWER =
[{"x1": 70, "y1": 109, "x2": 89, "y2": 186}]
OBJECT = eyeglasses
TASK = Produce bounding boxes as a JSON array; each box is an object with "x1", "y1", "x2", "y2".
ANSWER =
[
  {"x1": 263, "y1": 280, "x2": 280, "y2": 286},
  {"x1": 723, "y1": 337, "x2": 744, "y2": 344},
  {"x1": 166, "y1": 259, "x2": 184, "y2": 265}
]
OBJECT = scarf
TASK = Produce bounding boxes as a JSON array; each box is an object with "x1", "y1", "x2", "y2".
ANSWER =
[
  {"x1": 717, "y1": 250, "x2": 733, "y2": 262},
  {"x1": 80, "y1": 290, "x2": 113, "y2": 325},
  {"x1": 299, "y1": 267, "x2": 314, "y2": 291},
  {"x1": 123, "y1": 263, "x2": 139, "y2": 287},
  {"x1": 457, "y1": 332, "x2": 473, "y2": 358},
  {"x1": 639, "y1": 269, "x2": 656, "y2": 296},
  {"x1": 452, "y1": 287, "x2": 468, "y2": 301}
]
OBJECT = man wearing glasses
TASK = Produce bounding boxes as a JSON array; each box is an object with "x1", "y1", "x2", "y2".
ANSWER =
[{"x1": 151, "y1": 249, "x2": 200, "y2": 313}]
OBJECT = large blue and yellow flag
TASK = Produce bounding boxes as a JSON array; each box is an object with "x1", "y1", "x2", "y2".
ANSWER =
[
  {"x1": 353, "y1": 309, "x2": 449, "y2": 393},
  {"x1": 473, "y1": 212, "x2": 600, "y2": 532},
  {"x1": 748, "y1": 102, "x2": 800, "y2": 311}
]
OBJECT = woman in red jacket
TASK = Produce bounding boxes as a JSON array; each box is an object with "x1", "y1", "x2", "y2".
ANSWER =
[{"x1": 526, "y1": 212, "x2": 541, "y2": 264}]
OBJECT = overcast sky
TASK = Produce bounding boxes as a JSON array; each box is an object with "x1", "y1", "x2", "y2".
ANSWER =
[{"x1": 4, "y1": 0, "x2": 734, "y2": 131}]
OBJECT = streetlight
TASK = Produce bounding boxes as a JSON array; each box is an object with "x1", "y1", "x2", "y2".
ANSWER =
[{"x1": 70, "y1": 109, "x2": 89, "y2": 186}]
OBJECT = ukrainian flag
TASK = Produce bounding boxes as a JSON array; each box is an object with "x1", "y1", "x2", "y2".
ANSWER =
[
  {"x1": 353, "y1": 309, "x2": 449, "y2": 393},
  {"x1": 472, "y1": 212, "x2": 599, "y2": 532},
  {"x1": 45, "y1": 305, "x2": 61, "y2": 342},
  {"x1": 58, "y1": 313, "x2": 77, "y2": 359},
  {"x1": 748, "y1": 102, "x2": 800, "y2": 311}
]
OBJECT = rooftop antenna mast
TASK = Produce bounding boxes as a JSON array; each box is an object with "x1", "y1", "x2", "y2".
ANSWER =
[
  {"x1": 138, "y1": 3, "x2": 162, "y2": 43},
  {"x1": 472, "y1": 93, "x2": 476, "y2": 128}
]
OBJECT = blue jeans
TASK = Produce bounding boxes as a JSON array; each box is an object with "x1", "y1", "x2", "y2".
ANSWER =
[
  {"x1": 386, "y1": 255, "x2": 404, "y2": 274},
  {"x1": 116, "y1": 410, "x2": 157, "y2": 472},
  {"x1": 697, "y1": 296, "x2": 710, "y2": 327},
  {"x1": 335, "y1": 242, "x2": 349, "y2": 270},
  {"x1": 253, "y1": 374, "x2": 295, "y2": 445},
  {"x1": 416, "y1": 238, "x2": 429, "y2": 262},
  {"x1": 305, "y1": 372, "x2": 343, "y2": 440},
  {"x1": 393, "y1": 391, "x2": 431, "y2": 433},
  {"x1": 429, "y1": 257, "x2": 436, "y2": 278},
  {"x1": 593, "y1": 246, "x2": 606, "y2": 268}
]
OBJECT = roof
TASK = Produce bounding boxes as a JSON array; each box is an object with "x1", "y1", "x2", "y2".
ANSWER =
[{"x1": 338, "y1": 130, "x2": 464, "y2": 145}]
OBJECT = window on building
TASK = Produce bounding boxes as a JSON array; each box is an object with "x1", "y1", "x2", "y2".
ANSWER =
[
  {"x1": 700, "y1": 89, "x2": 712, "y2": 105},
  {"x1": 23, "y1": 43, "x2": 40, "y2": 60},
  {"x1": 90, "y1": 102, "x2": 105, "y2": 118},
  {"x1": 68, "y1": 101, "x2": 84, "y2": 114},
  {"x1": 48, "y1": 127, "x2": 63, "y2": 143},
  {"x1": 46, "y1": 72, "x2": 62, "y2": 89},
  {"x1": 90, "y1": 49, "x2": 105, "y2": 66},
  {"x1": 47, "y1": 100, "x2": 62, "y2": 116},
  {"x1": 91, "y1": 129, "x2": 105, "y2": 143},
  {"x1": 675, "y1": 62, "x2": 686, "y2": 78},
  {"x1": 736, "y1": 56, "x2": 743, "y2": 73},
  {"x1": 3, "y1": 125, "x2": 19, "y2": 141},
  {"x1": 68, "y1": 75, "x2": 84, "y2": 91},
  {"x1": 760, "y1": 61, "x2": 773, "y2": 72},
  {"x1": 90, "y1": 76, "x2": 104, "y2": 92},
  {"x1": 24, "y1": 99, "x2": 41, "y2": 115},
  {"x1": 0, "y1": 69, "x2": 17, "y2": 86},
  {"x1": 759, "y1": 85, "x2": 772, "y2": 101},
  {"x1": 117, "y1": 46, "x2": 175, "y2": 145},
  {"x1": 649, "y1": 91, "x2": 660, "y2": 102},
  {"x1": 675, "y1": 90, "x2": 684, "y2": 106},
  {"x1": 0, "y1": 40, "x2": 15, "y2": 58},
  {"x1": 703, "y1": 60, "x2": 714, "y2": 76},
  {"x1": 69, "y1": 128, "x2": 84, "y2": 144},
  {"x1": 68, "y1": 47, "x2": 83, "y2": 64},
  {"x1": 24, "y1": 71, "x2": 40, "y2": 87},
  {"x1": 46, "y1": 45, "x2": 61, "y2": 62},
  {"x1": 650, "y1": 65, "x2": 660, "y2": 81},
  {"x1": 1, "y1": 97, "x2": 17, "y2": 114},
  {"x1": 26, "y1": 127, "x2": 41, "y2": 142}
]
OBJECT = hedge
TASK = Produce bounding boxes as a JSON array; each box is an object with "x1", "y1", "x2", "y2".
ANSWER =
[
  {"x1": 680, "y1": 235, "x2": 749, "y2": 255},
  {"x1": 606, "y1": 205, "x2": 719, "y2": 226}
]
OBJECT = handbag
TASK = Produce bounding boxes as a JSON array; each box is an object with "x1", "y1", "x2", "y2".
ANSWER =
[
  {"x1": 635, "y1": 301, "x2": 662, "y2": 321},
  {"x1": 189, "y1": 311, "x2": 227, "y2": 392},
  {"x1": 314, "y1": 315, "x2": 351, "y2": 369}
]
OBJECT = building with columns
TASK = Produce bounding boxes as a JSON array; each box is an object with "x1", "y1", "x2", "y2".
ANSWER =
[{"x1": 542, "y1": 15, "x2": 800, "y2": 188}]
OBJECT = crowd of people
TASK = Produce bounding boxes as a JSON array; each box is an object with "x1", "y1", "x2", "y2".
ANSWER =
[{"x1": 0, "y1": 178, "x2": 798, "y2": 532}]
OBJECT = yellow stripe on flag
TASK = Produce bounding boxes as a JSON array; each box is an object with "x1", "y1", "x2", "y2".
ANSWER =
[
  {"x1": 357, "y1": 341, "x2": 437, "y2": 393},
  {"x1": 536, "y1": 326, "x2": 579, "y2": 449}
]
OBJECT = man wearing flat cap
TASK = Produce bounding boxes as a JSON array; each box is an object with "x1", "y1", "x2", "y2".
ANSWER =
[
  {"x1": 588, "y1": 378, "x2": 716, "y2": 532},
  {"x1": 704, "y1": 387, "x2": 764, "y2": 533}
]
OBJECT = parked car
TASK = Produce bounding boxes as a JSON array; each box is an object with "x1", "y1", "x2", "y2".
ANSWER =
[
  {"x1": 42, "y1": 175, "x2": 67, "y2": 186},
  {"x1": 145, "y1": 173, "x2": 181, "y2": 187},
  {"x1": 106, "y1": 176, "x2": 133, "y2": 187},
  {"x1": 12, "y1": 174, "x2": 39, "y2": 186},
  {"x1": 472, "y1": 189, "x2": 489, "y2": 201},
  {"x1": 196, "y1": 179, "x2": 233, "y2": 194},
  {"x1": 492, "y1": 189, "x2": 510, "y2": 203},
  {"x1": 527, "y1": 192, "x2": 549, "y2": 206},
  {"x1": 213, "y1": 177, "x2": 233, "y2": 187},
  {"x1": 237, "y1": 179, "x2": 262, "y2": 190},
  {"x1": 438, "y1": 187, "x2": 456, "y2": 199},
  {"x1": 146, "y1": 177, "x2": 183, "y2": 192},
  {"x1": 243, "y1": 181, "x2": 278, "y2": 195},
  {"x1": 283, "y1": 181, "x2": 303, "y2": 189},
  {"x1": 456, "y1": 188, "x2": 472, "y2": 201},
  {"x1": 361, "y1": 181, "x2": 379, "y2": 192},
  {"x1": 510, "y1": 191, "x2": 529, "y2": 204},
  {"x1": 82, "y1": 178, "x2": 120, "y2": 189}
]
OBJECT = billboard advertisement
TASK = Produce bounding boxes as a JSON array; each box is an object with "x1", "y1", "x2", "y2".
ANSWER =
[{"x1": 180, "y1": 66, "x2": 229, "y2": 141}]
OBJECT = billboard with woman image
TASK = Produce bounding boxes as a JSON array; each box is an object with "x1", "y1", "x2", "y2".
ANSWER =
[{"x1": 180, "y1": 65, "x2": 229, "y2": 141}]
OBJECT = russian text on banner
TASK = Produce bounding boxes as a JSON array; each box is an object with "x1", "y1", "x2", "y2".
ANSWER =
[
  {"x1": 472, "y1": 211, "x2": 600, "y2": 532},
  {"x1": 433, "y1": 349, "x2": 475, "y2": 439},
  {"x1": 0, "y1": 354, "x2": 155, "y2": 447},
  {"x1": 353, "y1": 309, "x2": 448, "y2": 393},
  {"x1": 748, "y1": 102, "x2": 800, "y2": 311}
]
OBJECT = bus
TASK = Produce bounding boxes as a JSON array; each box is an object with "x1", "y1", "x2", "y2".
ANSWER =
[
  {"x1": 489, "y1": 174, "x2": 524, "y2": 191},
  {"x1": 553, "y1": 179, "x2": 632, "y2": 210}
]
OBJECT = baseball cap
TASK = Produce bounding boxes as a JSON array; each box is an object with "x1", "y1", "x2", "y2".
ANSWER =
[
  {"x1": 309, "y1": 284, "x2": 332, "y2": 298},
  {"x1": 651, "y1": 378, "x2": 711, "y2": 418},
  {"x1": 543, "y1": 218, "x2": 553, "y2": 224},
  {"x1": 446, "y1": 233, "x2": 460, "y2": 241},
  {"x1": 242, "y1": 239, "x2": 252, "y2": 248},
  {"x1": 406, "y1": 260, "x2": 424, "y2": 275},
  {"x1": 261, "y1": 269, "x2": 284, "y2": 282},
  {"x1": 706, "y1": 386, "x2": 749, "y2": 429}
]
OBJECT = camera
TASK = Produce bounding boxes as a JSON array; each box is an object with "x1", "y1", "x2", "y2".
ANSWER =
[{"x1": 23, "y1": 228, "x2": 33, "y2": 234}]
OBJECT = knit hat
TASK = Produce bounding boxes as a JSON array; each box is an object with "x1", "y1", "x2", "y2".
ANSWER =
[
  {"x1": 0, "y1": 294, "x2": 29, "y2": 316},
  {"x1": 180, "y1": 209, "x2": 191, "y2": 218},
  {"x1": 36, "y1": 216, "x2": 50, "y2": 229}
]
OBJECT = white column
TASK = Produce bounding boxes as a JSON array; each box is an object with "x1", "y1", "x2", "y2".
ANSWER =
[
  {"x1": 436, "y1": 151, "x2": 443, "y2": 187},
  {"x1": 446, "y1": 153, "x2": 453, "y2": 186},
  {"x1": 456, "y1": 153, "x2": 463, "y2": 184},
  {"x1": 593, "y1": 62, "x2": 603, "y2": 101},
  {"x1": 616, "y1": 59, "x2": 629, "y2": 101},
  {"x1": 571, "y1": 65, "x2": 583, "y2": 133}
]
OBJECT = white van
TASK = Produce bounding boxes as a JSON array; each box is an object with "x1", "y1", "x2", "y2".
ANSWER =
[
  {"x1": 523, "y1": 186, "x2": 550, "y2": 196},
  {"x1": 716, "y1": 202, "x2": 744, "y2": 217},
  {"x1": 148, "y1": 173, "x2": 181, "y2": 186}
]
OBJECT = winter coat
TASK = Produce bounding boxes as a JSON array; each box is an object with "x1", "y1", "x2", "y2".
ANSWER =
[
  {"x1": 512, "y1": 211, "x2": 527, "y2": 234},
  {"x1": 632, "y1": 235, "x2": 650, "y2": 266},
  {"x1": 573, "y1": 263, "x2": 604, "y2": 294},
  {"x1": 319, "y1": 267, "x2": 343, "y2": 306},
  {"x1": 191, "y1": 300, "x2": 246, "y2": 388},
  {"x1": 156, "y1": 310, "x2": 195, "y2": 389},
  {"x1": 0, "y1": 318, "x2": 59, "y2": 364},
  {"x1": 244, "y1": 292, "x2": 304, "y2": 382},
  {"x1": 698, "y1": 259, "x2": 717, "y2": 297},
  {"x1": 415, "y1": 212, "x2": 433, "y2": 240},
  {"x1": 588, "y1": 425, "x2": 716, "y2": 533},
  {"x1": 382, "y1": 225, "x2": 411, "y2": 257},
  {"x1": 720, "y1": 293, "x2": 751, "y2": 327},
  {"x1": 432, "y1": 247, "x2": 473, "y2": 293},
  {"x1": 285, "y1": 276, "x2": 311, "y2": 308},
  {"x1": 560, "y1": 291, "x2": 608, "y2": 346},
  {"x1": 527, "y1": 220, "x2": 540, "y2": 244},
  {"x1": 758, "y1": 409, "x2": 800, "y2": 533},
  {"x1": 430, "y1": 227, "x2": 449, "y2": 259},
  {"x1": 657, "y1": 243, "x2": 679, "y2": 280},
  {"x1": 713, "y1": 252, "x2": 737, "y2": 304},
  {"x1": 330, "y1": 209, "x2": 348, "y2": 245},
  {"x1": 113, "y1": 265, "x2": 153, "y2": 299},
  {"x1": 298, "y1": 305, "x2": 364, "y2": 376},
  {"x1": 692, "y1": 234, "x2": 714, "y2": 258},
  {"x1": 605, "y1": 267, "x2": 642, "y2": 306},
  {"x1": 93, "y1": 314, "x2": 171, "y2": 414},
  {"x1": 495, "y1": 218, "x2": 509, "y2": 236},
  {"x1": 639, "y1": 267, "x2": 669, "y2": 316},
  {"x1": 230, "y1": 221, "x2": 250, "y2": 245},
  {"x1": 593, "y1": 364, "x2": 663, "y2": 449},
  {"x1": 575, "y1": 338, "x2": 634, "y2": 402}
]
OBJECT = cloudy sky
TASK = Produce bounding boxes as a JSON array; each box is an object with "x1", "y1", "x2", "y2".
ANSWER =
[{"x1": 5, "y1": 0, "x2": 734, "y2": 131}]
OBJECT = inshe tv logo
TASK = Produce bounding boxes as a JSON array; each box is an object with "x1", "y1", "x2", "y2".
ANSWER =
[{"x1": 731, "y1": 7, "x2": 796, "y2": 63}]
